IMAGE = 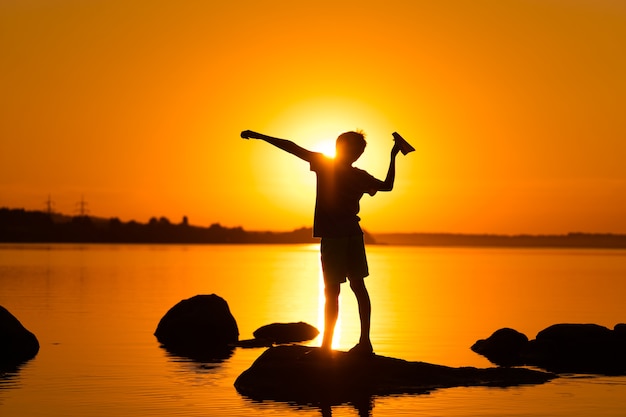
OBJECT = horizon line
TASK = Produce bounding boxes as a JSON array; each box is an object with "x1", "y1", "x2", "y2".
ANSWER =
[{"x1": 2, "y1": 206, "x2": 625, "y2": 238}]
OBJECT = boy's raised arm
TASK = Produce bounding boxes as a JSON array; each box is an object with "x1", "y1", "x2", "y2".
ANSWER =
[
  {"x1": 379, "y1": 142, "x2": 401, "y2": 192},
  {"x1": 241, "y1": 130, "x2": 314, "y2": 162}
]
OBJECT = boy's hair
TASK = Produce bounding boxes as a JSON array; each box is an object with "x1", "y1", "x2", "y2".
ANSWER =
[{"x1": 336, "y1": 130, "x2": 367, "y2": 157}]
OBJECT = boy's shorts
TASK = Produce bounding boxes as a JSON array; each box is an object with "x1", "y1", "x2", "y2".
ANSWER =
[{"x1": 320, "y1": 235, "x2": 369, "y2": 284}]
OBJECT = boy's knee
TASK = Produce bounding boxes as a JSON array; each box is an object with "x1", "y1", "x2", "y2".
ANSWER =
[
  {"x1": 325, "y1": 283, "x2": 341, "y2": 298},
  {"x1": 349, "y1": 277, "x2": 366, "y2": 291}
]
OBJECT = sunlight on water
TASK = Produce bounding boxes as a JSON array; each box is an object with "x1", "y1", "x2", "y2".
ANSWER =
[
  {"x1": 367, "y1": 246, "x2": 626, "y2": 366},
  {"x1": 1, "y1": 244, "x2": 625, "y2": 416}
]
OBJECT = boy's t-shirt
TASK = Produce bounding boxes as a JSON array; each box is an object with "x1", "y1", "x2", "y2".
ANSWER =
[{"x1": 309, "y1": 153, "x2": 382, "y2": 238}]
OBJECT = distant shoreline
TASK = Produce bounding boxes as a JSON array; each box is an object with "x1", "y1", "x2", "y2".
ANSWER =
[
  {"x1": 2, "y1": 207, "x2": 626, "y2": 248},
  {"x1": 374, "y1": 232, "x2": 626, "y2": 249}
]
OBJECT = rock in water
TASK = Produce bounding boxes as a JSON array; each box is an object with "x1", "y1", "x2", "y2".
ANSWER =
[
  {"x1": 527, "y1": 323, "x2": 626, "y2": 374},
  {"x1": 471, "y1": 328, "x2": 529, "y2": 366},
  {"x1": 234, "y1": 345, "x2": 555, "y2": 405},
  {"x1": 473, "y1": 323, "x2": 626, "y2": 375},
  {"x1": 154, "y1": 294, "x2": 238, "y2": 360},
  {"x1": 0, "y1": 305, "x2": 40, "y2": 370},
  {"x1": 253, "y1": 322, "x2": 319, "y2": 344}
]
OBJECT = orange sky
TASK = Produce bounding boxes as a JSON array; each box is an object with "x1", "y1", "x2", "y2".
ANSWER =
[{"x1": 2, "y1": 0, "x2": 625, "y2": 234}]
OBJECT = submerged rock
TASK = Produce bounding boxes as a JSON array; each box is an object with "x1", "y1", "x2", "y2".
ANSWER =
[
  {"x1": 0, "y1": 305, "x2": 40, "y2": 370},
  {"x1": 472, "y1": 323, "x2": 626, "y2": 375},
  {"x1": 154, "y1": 294, "x2": 238, "y2": 361},
  {"x1": 234, "y1": 345, "x2": 555, "y2": 405}
]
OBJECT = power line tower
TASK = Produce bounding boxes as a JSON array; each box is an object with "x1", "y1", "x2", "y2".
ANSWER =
[
  {"x1": 44, "y1": 194, "x2": 55, "y2": 216},
  {"x1": 75, "y1": 195, "x2": 90, "y2": 217}
]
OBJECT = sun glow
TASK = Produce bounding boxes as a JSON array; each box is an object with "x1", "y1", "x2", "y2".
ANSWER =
[
  {"x1": 245, "y1": 96, "x2": 403, "y2": 231},
  {"x1": 267, "y1": 97, "x2": 394, "y2": 156},
  {"x1": 316, "y1": 141, "x2": 336, "y2": 158}
]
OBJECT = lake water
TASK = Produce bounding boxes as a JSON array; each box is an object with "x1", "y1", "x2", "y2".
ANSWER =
[{"x1": 1, "y1": 243, "x2": 625, "y2": 416}]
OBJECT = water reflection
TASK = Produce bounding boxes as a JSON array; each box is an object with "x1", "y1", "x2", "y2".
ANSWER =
[
  {"x1": 160, "y1": 345, "x2": 234, "y2": 365},
  {"x1": 241, "y1": 394, "x2": 375, "y2": 417},
  {"x1": 0, "y1": 364, "x2": 26, "y2": 406},
  {"x1": 0, "y1": 369, "x2": 20, "y2": 388},
  {"x1": 319, "y1": 395, "x2": 373, "y2": 417},
  {"x1": 163, "y1": 353, "x2": 227, "y2": 373}
]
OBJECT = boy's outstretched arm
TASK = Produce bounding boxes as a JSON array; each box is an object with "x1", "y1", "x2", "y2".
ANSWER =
[
  {"x1": 378, "y1": 142, "x2": 401, "y2": 192},
  {"x1": 241, "y1": 130, "x2": 314, "y2": 162}
]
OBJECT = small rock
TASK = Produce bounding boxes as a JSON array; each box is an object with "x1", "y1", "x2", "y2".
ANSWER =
[
  {"x1": 253, "y1": 322, "x2": 319, "y2": 344},
  {"x1": 471, "y1": 328, "x2": 528, "y2": 367}
]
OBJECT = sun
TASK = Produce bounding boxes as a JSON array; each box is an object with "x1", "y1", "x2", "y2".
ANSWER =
[
  {"x1": 316, "y1": 141, "x2": 336, "y2": 158},
  {"x1": 267, "y1": 96, "x2": 394, "y2": 160}
]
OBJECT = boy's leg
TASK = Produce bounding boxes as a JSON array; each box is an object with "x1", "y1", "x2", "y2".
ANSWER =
[
  {"x1": 320, "y1": 237, "x2": 347, "y2": 351},
  {"x1": 344, "y1": 235, "x2": 373, "y2": 353},
  {"x1": 349, "y1": 277, "x2": 372, "y2": 348},
  {"x1": 321, "y1": 282, "x2": 341, "y2": 351}
]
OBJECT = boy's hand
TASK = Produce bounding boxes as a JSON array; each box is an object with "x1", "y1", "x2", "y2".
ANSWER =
[
  {"x1": 391, "y1": 142, "x2": 401, "y2": 157},
  {"x1": 241, "y1": 130, "x2": 256, "y2": 139},
  {"x1": 392, "y1": 132, "x2": 415, "y2": 155},
  {"x1": 241, "y1": 130, "x2": 263, "y2": 139}
]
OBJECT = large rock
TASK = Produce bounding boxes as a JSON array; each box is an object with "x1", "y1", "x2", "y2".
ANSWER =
[
  {"x1": 472, "y1": 323, "x2": 626, "y2": 375},
  {"x1": 235, "y1": 345, "x2": 555, "y2": 405},
  {"x1": 154, "y1": 294, "x2": 238, "y2": 360},
  {"x1": 0, "y1": 305, "x2": 40, "y2": 370},
  {"x1": 527, "y1": 323, "x2": 626, "y2": 374}
]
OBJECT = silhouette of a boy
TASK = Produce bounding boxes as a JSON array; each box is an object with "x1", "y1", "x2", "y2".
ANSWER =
[{"x1": 241, "y1": 129, "x2": 401, "y2": 356}]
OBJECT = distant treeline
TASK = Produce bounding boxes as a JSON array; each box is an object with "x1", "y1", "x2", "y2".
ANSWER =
[
  {"x1": 0, "y1": 208, "x2": 322, "y2": 244},
  {"x1": 2, "y1": 208, "x2": 626, "y2": 248}
]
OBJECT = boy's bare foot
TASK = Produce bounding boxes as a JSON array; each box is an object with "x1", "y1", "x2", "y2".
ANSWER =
[{"x1": 348, "y1": 342, "x2": 374, "y2": 357}]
